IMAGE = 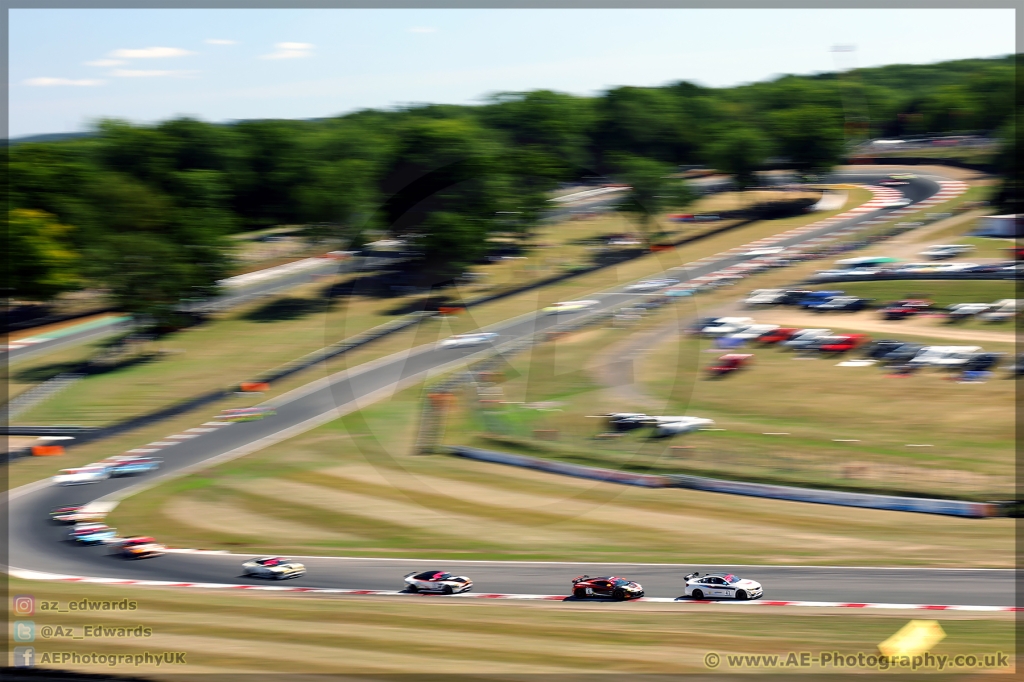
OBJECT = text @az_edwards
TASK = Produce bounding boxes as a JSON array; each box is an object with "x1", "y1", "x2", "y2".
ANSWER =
[{"x1": 703, "y1": 651, "x2": 1010, "y2": 672}]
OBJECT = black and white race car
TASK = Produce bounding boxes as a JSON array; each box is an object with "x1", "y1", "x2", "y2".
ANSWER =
[
  {"x1": 403, "y1": 570, "x2": 473, "y2": 594},
  {"x1": 242, "y1": 557, "x2": 307, "y2": 580},
  {"x1": 683, "y1": 572, "x2": 763, "y2": 600}
]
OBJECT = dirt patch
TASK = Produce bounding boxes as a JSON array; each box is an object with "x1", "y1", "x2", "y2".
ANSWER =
[
  {"x1": 164, "y1": 496, "x2": 357, "y2": 543},
  {"x1": 754, "y1": 308, "x2": 1015, "y2": 344}
]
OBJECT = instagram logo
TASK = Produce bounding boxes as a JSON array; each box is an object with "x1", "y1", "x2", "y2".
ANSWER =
[{"x1": 12, "y1": 595, "x2": 35, "y2": 617}]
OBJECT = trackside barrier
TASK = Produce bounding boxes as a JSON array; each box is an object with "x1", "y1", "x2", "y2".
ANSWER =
[
  {"x1": 667, "y1": 475, "x2": 999, "y2": 518},
  {"x1": 448, "y1": 447, "x2": 1001, "y2": 517},
  {"x1": 31, "y1": 445, "x2": 64, "y2": 456},
  {"x1": 449, "y1": 446, "x2": 671, "y2": 488}
]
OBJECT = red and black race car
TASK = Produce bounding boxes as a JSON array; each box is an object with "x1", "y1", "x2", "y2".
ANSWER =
[{"x1": 571, "y1": 575, "x2": 644, "y2": 600}]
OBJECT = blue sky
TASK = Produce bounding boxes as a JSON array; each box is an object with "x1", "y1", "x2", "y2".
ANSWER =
[{"x1": 8, "y1": 8, "x2": 1017, "y2": 139}]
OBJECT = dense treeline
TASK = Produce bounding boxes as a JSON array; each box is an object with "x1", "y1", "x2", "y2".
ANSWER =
[{"x1": 5, "y1": 54, "x2": 1019, "y2": 319}]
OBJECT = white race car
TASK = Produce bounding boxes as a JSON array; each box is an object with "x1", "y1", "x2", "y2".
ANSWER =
[
  {"x1": 684, "y1": 571, "x2": 763, "y2": 600},
  {"x1": 623, "y1": 278, "x2": 680, "y2": 292},
  {"x1": 404, "y1": 570, "x2": 473, "y2": 594},
  {"x1": 650, "y1": 416, "x2": 714, "y2": 437},
  {"x1": 543, "y1": 300, "x2": 600, "y2": 314},
  {"x1": 242, "y1": 557, "x2": 307, "y2": 580},
  {"x1": 53, "y1": 465, "x2": 112, "y2": 486},
  {"x1": 439, "y1": 332, "x2": 499, "y2": 348}
]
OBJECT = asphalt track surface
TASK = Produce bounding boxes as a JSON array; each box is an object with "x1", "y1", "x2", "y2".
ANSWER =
[{"x1": 12, "y1": 170, "x2": 1012, "y2": 607}]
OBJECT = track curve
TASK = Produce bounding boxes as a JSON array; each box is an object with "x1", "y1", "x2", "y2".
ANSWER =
[{"x1": 11, "y1": 170, "x2": 1008, "y2": 608}]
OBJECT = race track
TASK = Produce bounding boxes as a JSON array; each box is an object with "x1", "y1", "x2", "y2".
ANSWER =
[{"x1": 12, "y1": 170, "x2": 1009, "y2": 609}]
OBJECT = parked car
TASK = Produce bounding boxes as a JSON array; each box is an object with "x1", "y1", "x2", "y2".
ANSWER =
[
  {"x1": 707, "y1": 354, "x2": 753, "y2": 377},
  {"x1": 979, "y1": 299, "x2": 1019, "y2": 322},
  {"x1": 743, "y1": 289, "x2": 786, "y2": 307},
  {"x1": 779, "y1": 290, "x2": 816, "y2": 306},
  {"x1": 962, "y1": 352, "x2": 1004, "y2": 372},
  {"x1": 862, "y1": 339, "x2": 906, "y2": 360},
  {"x1": 781, "y1": 329, "x2": 832, "y2": 350},
  {"x1": 806, "y1": 296, "x2": 872, "y2": 313},
  {"x1": 701, "y1": 317, "x2": 754, "y2": 337},
  {"x1": 727, "y1": 324, "x2": 779, "y2": 341},
  {"x1": 797, "y1": 291, "x2": 845, "y2": 309},
  {"x1": 818, "y1": 334, "x2": 870, "y2": 354},
  {"x1": 757, "y1": 327, "x2": 800, "y2": 345},
  {"x1": 908, "y1": 346, "x2": 982, "y2": 368},
  {"x1": 881, "y1": 300, "x2": 932, "y2": 320},
  {"x1": 946, "y1": 303, "x2": 990, "y2": 323},
  {"x1": 881, "y1": 342, "x2": 926, "y2": 364}
]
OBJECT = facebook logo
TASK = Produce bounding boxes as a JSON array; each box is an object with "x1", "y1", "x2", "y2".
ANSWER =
[
  {"x1": 13, "y1": 621, "x2": 35, "y2": 642},
  {"x1": 13, "y1": 647, "x2": 35, "y2": 667}
]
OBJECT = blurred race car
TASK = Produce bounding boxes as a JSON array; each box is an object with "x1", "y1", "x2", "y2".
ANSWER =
[
  {"x1": 439, "y1": 332, "x2": 499, "y2": 349},
  {"x1": 404, "y1": 570, "x2": 473, "y2": 594},
  {"x1": 50, "y1": 505, "x2": 105, "y2": 524},
  {"x1": 69, "y1": 523, "x2": 118, "y2": 545},
  {"x1": 623, "y1": 278, "x2": 680, "y2": 292},
  {"x1": 242, "y1": 557, "x2": 307, "y2": 580},
  {"x1": 118, "y1": 536, "x2": 166, "y2": 559},
  {"x1": 53, "y1": 465, "x2": 111, "y2": 486},
  {"x1": 684, "y1": 571, "x2": 763, "y2": 600},
  {"x1": 543, "y1": 300, "x2": 600, "y2": 314},
  {"x1": 650, "y1": 416, "x2": 714, "y2": 437},
  {"x1": 571, "y1": 575, "x2": 644, "y2": 600},
  {"x1": 103, "y1": 456, "x2": 162, "y2": 477}
]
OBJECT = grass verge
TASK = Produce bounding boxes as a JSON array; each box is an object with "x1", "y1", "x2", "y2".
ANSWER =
[{"x1": 7, "y1": 577, "x2": 1015, "y2": 677}]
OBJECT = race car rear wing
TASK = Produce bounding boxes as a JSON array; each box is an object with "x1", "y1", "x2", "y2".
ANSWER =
[
  {"x1": 684, "y1": 572, "x2": 701, "y2": 581},
  {"x1": 571, "y1": 575, "x2": 590, "y2": 584}
]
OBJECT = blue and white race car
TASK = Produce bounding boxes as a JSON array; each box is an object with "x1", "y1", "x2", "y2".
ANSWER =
[
  {"x1": 69, "y1": 523, "x2": 118, "y2": 545},
  {"x1": 104, "y1": 456, "x2": 162, "y2": 477},
  {"x1": 683, "y1": 572, "x2": 763, "y2": 600}
]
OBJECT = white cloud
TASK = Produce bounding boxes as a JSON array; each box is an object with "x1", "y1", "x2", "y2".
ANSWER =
[
  {"x1": 109, "y1": 46, "x2": 194, "y2": 59},
  {"x1": 205, "y1": 39, "x2": 237, "y2": 45},
  {"x1": 261, "y1": 42, "x2": 314, "y2": 59},
  {"x1": 84, "y1": 59, "x2": 126, "y2": 67},
  {"x1": 409, "y1": 27, "x2": 436, "y2": 33},
  {"x1": 110, "y1": 69, "x2": 198, "y2": 78},
  {"x1": 25, "y1": 77, "x2": 104, "y2": 87}
]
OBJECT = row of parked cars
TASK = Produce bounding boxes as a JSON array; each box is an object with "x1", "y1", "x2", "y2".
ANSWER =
[
  {"x1": 692, "y1": 315, "x2": 1022, "y2": 375},
  {"x1": 744, "y1": 288, "x2": 1020, "y2": 323}
]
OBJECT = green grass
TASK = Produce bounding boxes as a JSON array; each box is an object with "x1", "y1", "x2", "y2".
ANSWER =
[
  {"x1": 9, "y1": 577, "x2": 1014, "y2": 677},
  {"x1": 441, "y1": 308, "x2": 1013, "y2": 500}
]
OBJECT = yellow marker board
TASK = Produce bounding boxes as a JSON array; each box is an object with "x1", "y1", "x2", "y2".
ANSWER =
[{"x1": 878, "y1": 620, "x2": 946, "y2": 658}]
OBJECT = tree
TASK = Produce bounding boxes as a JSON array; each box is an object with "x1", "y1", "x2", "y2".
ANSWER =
[
  {"x1": 608, "y1": 154, "x2": 695, "y2": 244},
  {"x1": 4, "y1": 209, "x2": 80, "y2": 301},
  {"x1": 414, "y1": 212, "x2": 490, "y2": 282},
  {"x1": 378, "y1": 117, "x2": 511, "y2": 283},
  {"x1": 767, "y1": 106, "x2": 846, "y2": 175},
  {"x1": 705, "y1": 128, "x2": 772, "y2": 191}
]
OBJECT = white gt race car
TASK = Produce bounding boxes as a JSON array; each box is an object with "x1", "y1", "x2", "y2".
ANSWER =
[
  {"x1": 542, "y1": 300, "x2": 599, "y2": 314},
  {"x1": 242, "y1": 557, "x2": 307, "y2": 580},
  {"x1": 439, "y1": 332, "x2": 499, "y2": 348},
  {"x1": 684, "y1": 572, "x2": 763, "y2": 600},
  {"x1": 53, "y1": 465, "x2": 112, "y2": 486},
  {"x1": 404, "y1": 570, "x2": 473, "y2": 594}
]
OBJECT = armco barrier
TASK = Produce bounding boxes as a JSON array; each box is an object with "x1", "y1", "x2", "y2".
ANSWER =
[
  {"x1": 449, "y1": 446, "x2": 671, "y2": 488},
  {"x1": 668, "y1": 474, "x2": 999, "y2": 518},
  {"x1": 447, "y1": 447, "x2": 998, "y2": 517}
]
